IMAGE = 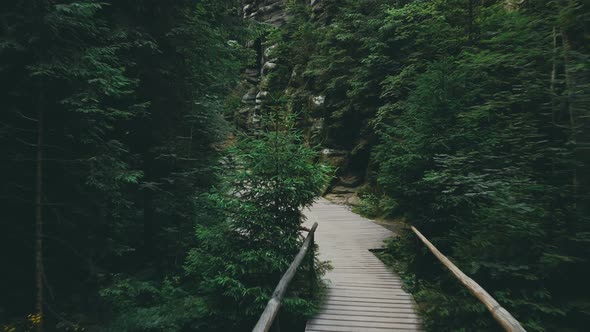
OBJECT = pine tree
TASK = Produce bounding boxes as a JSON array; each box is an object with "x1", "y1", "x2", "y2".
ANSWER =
[{"x1": 183, "y1": 112, "x2": 331, "y2": 331}]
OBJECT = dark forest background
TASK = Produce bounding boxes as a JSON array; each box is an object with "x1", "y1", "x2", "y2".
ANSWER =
[{"x1": 1, "y1": 0, "x2": 589, "y2": 331}]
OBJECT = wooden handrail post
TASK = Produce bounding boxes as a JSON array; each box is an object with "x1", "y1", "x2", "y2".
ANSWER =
[
  {"x1": 309, "y1": 231, "x2": 315, "y2": 294},
  {"x1": 252, "y1": 222, "x2": 319, "y2": 332},
  {"x1": 411, "y1": 226, "x2": 527, "y2": 332}
]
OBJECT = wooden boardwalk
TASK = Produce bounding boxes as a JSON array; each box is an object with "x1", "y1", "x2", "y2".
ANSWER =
[{"x1": 304, "y1": 198, "x2": 422, "y2": 332}]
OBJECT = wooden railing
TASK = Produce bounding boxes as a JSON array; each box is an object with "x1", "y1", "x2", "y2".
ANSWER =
[
  {"x1": 411, "y1": 226, "x2": 527, "y2": 332},
  {"x1": 252, "y1": 222, "x2": 318, "y2": 332}
]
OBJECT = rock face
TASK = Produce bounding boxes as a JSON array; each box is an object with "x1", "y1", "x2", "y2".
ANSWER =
[
  {"x1": 237, "y1": 1, "x2": 365, "y2": 203},
  {"x1": 243, "y1": 0, "x2": 289, "y2": 27},
  {"x1": 238, "y1": 1, "x2": 325, "y2": 130},
  {"x1": 238, "y1": 0, "x2": 290, "y2": 128}
]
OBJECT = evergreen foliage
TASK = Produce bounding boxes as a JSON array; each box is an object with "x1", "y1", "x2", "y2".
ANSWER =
[
  {"x1": 183, "y1": 113, "x2": 331, "y2": 331},
  {"x1": 1, "y1": 0, "x2": 588, "y2": 331},
  {"x1": 0, "y1": 2, "x2": 329, "y2": 329},
  {"x1": 98, "y1": 113, "x2": 331, "y2": 331},
  {"x1": 274, "y1": 0, "x2": 590, "y2": 330}
]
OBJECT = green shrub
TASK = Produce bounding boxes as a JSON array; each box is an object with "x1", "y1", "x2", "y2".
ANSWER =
[{"x1": 183, "y1": 112, "x2": 332, "y2": 331}]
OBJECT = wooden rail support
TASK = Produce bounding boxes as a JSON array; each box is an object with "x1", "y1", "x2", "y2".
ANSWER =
[
  {"x1": 411, "y1": 226, "x2": 527, "y2": 332},
  {"x1": 308, "y1": 230, "x2": 315, "y2": 295},
  {"x1": 253, "y1": 222, "x2": 319, "y2": 332}
]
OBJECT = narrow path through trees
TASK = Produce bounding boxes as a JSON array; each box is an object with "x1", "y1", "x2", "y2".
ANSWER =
[{"x1": 303, "y1": 199, "x2": 422, "y2": 332}]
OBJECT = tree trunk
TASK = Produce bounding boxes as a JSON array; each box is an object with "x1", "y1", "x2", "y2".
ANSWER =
[
  {"x1": 35, "y1": 85, "x2": 45, "y2": 332},
  {"x1": 143, "y1": 153, "x2": 154, "y2": 262},
  {"x1": 550, "y1": 26, "x2": 557, "y2": 94},
  {"x1": 467, "y1": 0, "x2": 474, "y2": 42},
  {"x1": 562, "y1": 30, "x2": 578, "y2": 205}
]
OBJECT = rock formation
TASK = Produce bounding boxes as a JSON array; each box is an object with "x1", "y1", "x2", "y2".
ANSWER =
[{"x1": 238, "y1": 1, "x2": 363, "y2": 205}]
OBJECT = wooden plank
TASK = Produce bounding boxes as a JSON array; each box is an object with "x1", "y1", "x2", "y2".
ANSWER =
[
  {"x1": 331, "y1": 281, "x2": 402, "y2": 287},
  {"x1": 308, "y1": 318, "x2": 421, "y2": 329},
  {"x1": 306, "y1": 323, "x2": 420, "y2": 332},
  {"x1": 306, "y1": 328, "x2": 419, "y2": 332},
  {"x1": 325, "y1": 296, "x2": 413, "y2": 305},
  {"x1": 304, "y1": 199, "x2": 422, "y2": 332},
  {"x1": 329, "y1": 285, "x2": 405, "y2": 291},
  {"x1": 323, "y1": 304, "x2": 416, "y2": 312},
  {"x1": 320, "y1": 308, "x2": 417, "y2": 317},
  {"x1": 326, "y1": 290, "x2": 412, "y2": 298},
  {"x1": 315, "y1": 313, "x2": 420, "y2": 322}
]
